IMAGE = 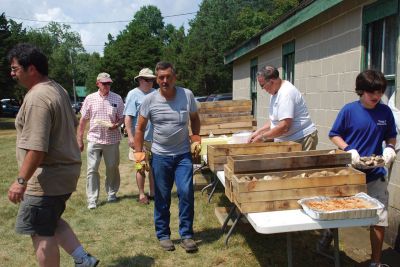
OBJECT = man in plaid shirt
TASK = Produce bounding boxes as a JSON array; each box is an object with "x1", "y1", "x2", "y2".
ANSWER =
[{"x1": 77, "y1": 73, "x2": 124, "y2": 209}]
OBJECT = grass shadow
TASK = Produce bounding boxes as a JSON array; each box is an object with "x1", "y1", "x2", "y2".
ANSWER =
[
  {"x1": 108, "y1": 254, "x2": 155, "y2": 267},
  {"x1": 0, "y1": 120, "x2": 15, "y2": 130},
  {"x1": 356, "y1": 247, "x2": 400, "y2": 267}
]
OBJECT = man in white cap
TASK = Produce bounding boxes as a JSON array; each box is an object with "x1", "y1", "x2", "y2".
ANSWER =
[
  {"x1": 124, "y1": 68, "x2": 156, "y2": 204},
  {"x1": 77, "y1": 72, "x2": 125, "y2": 209}
]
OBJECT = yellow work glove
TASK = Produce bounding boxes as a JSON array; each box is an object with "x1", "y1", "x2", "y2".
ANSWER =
[{"x1": 134, "y1": 152, "x2": 146, "y2": 171}]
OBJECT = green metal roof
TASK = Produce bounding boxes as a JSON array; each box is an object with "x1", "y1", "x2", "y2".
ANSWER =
[{"x1": 224, "y1": 0, "x2": 343, "y2": 64}]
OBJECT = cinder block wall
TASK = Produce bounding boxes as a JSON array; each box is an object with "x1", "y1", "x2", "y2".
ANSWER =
[{"x1": 231, "y1": 1, "x2": 400, "y2": 248}]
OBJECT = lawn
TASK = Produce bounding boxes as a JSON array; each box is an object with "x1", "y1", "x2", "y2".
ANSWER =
[{"x1": 0, "y1": 117, "x2": 358, "y2": 267}]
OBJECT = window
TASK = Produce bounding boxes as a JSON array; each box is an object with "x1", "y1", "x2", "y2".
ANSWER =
[
  {"x1": 363, "y1": 0, "x2": 398, "y2": 103},
  {"x1": 250, "y1": 58, "x2": 258, "y2": 117},
  {"x1": 282, "y1": 40, "x2": 295, "y2": 84}
]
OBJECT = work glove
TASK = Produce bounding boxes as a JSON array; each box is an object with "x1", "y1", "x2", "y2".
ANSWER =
[
  {"x1": 191, "y1": 142, "x2": 202, "y2": 158},
  {"x1": 347, "y1": 149, "x2": 360, "y2": 165},
  {"x1": 190, "y1": 135, "x2": 202, "y2": 161},
  {"x1": 134, "y1": 152, "x2": 146, "y2": 171},
  {"x1": 382, "y1": 147, "x2": 396, "y2": 165}
]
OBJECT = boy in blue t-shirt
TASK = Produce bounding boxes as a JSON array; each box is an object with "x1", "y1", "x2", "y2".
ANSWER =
[{"x1": 325, "y1": 70, "x2": 397, "y2": 267}]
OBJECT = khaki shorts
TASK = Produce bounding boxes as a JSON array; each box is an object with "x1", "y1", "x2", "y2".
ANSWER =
[
  {"x1": 295, "y1": 130, "x2": 318, "y2": 151},
  {"x1": 129, "y1": 141, "x2": 152, "y2": 164},
  {"x1": 129, "y1": 141, "x2": 152, "y2": 160},
  {"x1": 367, "y1": 178, "x2": 388, "y2": 227}
]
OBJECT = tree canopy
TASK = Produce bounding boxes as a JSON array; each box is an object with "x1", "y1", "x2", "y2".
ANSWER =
[{"x1": 0, "y1": 1, "x2": 300, "y2": 101}]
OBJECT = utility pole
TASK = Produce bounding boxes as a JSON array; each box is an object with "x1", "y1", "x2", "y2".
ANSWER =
[{"x1": 69, "y1": 49, "x2": 77, "y2": 104}]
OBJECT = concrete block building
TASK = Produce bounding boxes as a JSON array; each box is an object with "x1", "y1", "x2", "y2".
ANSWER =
[{"x1": 224, "y1": 0, "x2": 400, "y2": 248}]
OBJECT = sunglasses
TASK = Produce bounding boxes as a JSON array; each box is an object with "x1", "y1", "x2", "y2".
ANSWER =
[
  {"x1": 142, "y1": 78, "x2": 154, "y2": 82},
  {"x1": 100, "y1": 82, "x2": 112, "y2": 86}
]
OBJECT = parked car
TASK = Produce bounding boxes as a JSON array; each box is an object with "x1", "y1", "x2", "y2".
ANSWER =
[
  {"x1": 71, "y1": 102, "x2": 82, "y2": 114},
  {"x1": 1, "y1": 98, "x2": 20, "y2": 117},
  {"x1": 205, "y1": 93, "x2": 232, "y2": 102},
  {"x1": 195, "y1": 96, "x2": 208, "y2": 102}
]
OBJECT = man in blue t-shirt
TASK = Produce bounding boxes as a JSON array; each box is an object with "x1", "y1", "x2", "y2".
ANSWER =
[
  {"x1": 325, "y1": 70, "x2": 397, "y2": 267},
  {"x1": 124, "y1": 68, "x2": 156, "y2": 204}
]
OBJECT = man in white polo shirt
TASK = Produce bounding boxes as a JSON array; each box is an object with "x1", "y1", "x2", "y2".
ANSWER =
[{"x1": 77, "y1": 73, "x2": 124, "y2": 209}]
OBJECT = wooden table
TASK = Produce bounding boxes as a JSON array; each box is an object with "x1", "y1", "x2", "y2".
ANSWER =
[{"x1": 215, "y1": 171, "x2": 378, "y2": 267}]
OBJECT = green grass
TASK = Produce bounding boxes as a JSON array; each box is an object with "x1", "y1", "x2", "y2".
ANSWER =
[{"x1": 0, "y1": 117, "x2": 360, "y2": 267}]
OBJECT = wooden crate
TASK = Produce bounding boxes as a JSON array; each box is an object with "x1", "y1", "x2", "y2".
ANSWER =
[
  {"x1": 196, "y1": 100, "x2": 256, "y2": 136},
  {"x1": 227, "y1": 149, "x2": 351, "y2": 173},
  {"x1": 230, "y1": 167, "x2": 366, "y2": 213},
  {"x1": 223, "y1": 165, "x2": 234, "y2": 202},
  {"x1": 208, "y1": 141, "x2": 302, "y2": 172}
]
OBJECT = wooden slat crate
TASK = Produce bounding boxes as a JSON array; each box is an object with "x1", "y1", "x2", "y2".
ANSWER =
[
  {"x1": 223, "y1": 165, "x2": 234, "y2": 202},
  {"x1": 227, "y1": 149, "x2": 351, "y2": 173},
  {"x1": 195, "y1": 100, "x2": 256, "y2": 137},
  {"x1": 230, "y1": 167, "x2": 366, "y2": 213},
  {"x1": 208, "y1": 141, "x2": 302, "y2": 172}
]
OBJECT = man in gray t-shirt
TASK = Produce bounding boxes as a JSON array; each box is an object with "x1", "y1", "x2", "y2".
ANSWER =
[{"x1": 134, "y1": 62, "x2": 201, "y2": 253}]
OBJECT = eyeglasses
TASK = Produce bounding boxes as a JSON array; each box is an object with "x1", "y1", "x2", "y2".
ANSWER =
[
  {"x1": 142, "y1": 78, "x2": 154, "y2": 82},
  {"x1": 11, "y1": 66, "x2": 22, "y2": 73},
  {"x1": 259, "y1": 80, "x2": 272, "y2": 89},
  {"x1": 100, "y1": 82, "x2": 112, "y2": 86}
]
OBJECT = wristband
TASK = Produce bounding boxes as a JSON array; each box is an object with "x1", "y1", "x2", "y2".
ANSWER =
[{"x1": 343, "y1": 146, "x2": 351, "y2": 151}]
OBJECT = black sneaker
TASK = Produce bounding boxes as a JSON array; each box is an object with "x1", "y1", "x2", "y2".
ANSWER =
[
  {"x1": 180, "y1": 238, "x2": 198, "y2": 253},
  {"x1": 159, "y1": 239, "x2": 175, "y2": 251},
  {"x1": 316, "y1": 229, "x2": 333, "y2": 255}
]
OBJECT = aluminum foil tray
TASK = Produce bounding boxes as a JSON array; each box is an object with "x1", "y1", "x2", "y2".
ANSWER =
[{"x1": 298, "y1": 192, "x2": 384, "y2": 220}]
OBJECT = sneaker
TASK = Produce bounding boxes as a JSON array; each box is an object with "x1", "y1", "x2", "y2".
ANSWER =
[
  {"x1": 146, "y1": 193, "x2": 155, "y2": 201},
  {"x1": 159, "y1": 239, "x2": 175, "y2": 251},
  {"x1": 75, "y1": 254, "x2": 99, "y2": 267},
  {"x1": 180, "y1": 238, "x2": 198, "y2": 253},
  {"x1": 369, "y1": 263, "x2": 390, "y2": 267},
  {"x1": 107, "y1": 195, "x2": 117, "y2": 203},
  {"x1": 316, "y1": 229, "x2": 333, "y2": 252},
  {"x1": 87, "y1": 203, "x2": 96, "y2": 210}
]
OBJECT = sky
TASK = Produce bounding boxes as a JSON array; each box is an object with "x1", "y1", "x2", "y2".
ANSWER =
[{"x1": 2, "y1": 0, "x2": 203, "y2": 54}]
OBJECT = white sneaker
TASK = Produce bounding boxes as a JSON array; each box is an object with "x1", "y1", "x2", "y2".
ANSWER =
[
  {"x1": 87, "y1": 203, "x2": 96, "y2": 209},
  {"x1": 369, "y1": 263, "x2": 390, "y2": 267},
  {"x1": 75, "y1": 254, "x2": 99, "y2": 267}
]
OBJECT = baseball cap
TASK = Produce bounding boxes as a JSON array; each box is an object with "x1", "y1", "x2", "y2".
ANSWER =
[{"x1": 97, "y1": 72, "x2": 113, "y2": 83}]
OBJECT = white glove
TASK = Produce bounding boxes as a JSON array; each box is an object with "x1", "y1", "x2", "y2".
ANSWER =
[
  {"x1": 382, "y1": 147, "x2": 396, "y2": 165},
  {"x1": 347, "y1": 149, "x2": 360, "y2": 165}
]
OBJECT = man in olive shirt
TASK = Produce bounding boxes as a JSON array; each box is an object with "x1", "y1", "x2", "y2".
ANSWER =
[{"x1": 7, "y1": 43, "x2": 98, "y2": 267}]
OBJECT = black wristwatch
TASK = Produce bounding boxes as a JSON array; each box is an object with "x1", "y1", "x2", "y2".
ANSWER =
[{"x1": 16, "y1": 177, "x2": 27, "y2": 186}]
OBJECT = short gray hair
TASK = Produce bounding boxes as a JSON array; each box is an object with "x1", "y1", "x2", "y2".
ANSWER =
[{"x1": 257, "y1": 65, "x2": 279, "y2": 80}]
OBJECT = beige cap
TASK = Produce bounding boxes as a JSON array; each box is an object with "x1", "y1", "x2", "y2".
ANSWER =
[
  {"x1": 134, "y1": 68, "x2": 156, "y2": 82},
  {"x1": 97, "y1": 72, "x2": 113, "y2": 83}
]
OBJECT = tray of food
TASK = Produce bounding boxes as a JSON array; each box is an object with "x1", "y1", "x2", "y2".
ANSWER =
[
  {"x1": 94, "y1": 119, "x2": 113, "y2": 128},
  {"x1": 298, "y1": 192, "x2": 384, "y2": 220},
  {"x1": 353, "y1": 155, "x2": 385, "y2": 169}
]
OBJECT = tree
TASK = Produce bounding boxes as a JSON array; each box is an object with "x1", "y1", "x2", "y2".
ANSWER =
[
  {"x1": 0, "y1": 14, "x2": 27, "y2": 100},
  {"x1": 30, "y1": 22, "x2": 84, "y2": 94},
  {"x1": 177, "y1": 0, "x2": 300, "y2": 96},
  {"x1": 103, "y1": 5, "x2": 164, "y2": 97}
]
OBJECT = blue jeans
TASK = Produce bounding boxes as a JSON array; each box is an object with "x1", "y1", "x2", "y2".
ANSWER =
[{"x1": 151, "y1": 152, "x2": 194, "y2": 240}]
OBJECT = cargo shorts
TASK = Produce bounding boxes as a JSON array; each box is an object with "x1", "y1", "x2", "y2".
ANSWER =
[
  {"x1": 15, "y1": 193, "x2": 71, "y2": 236},
  {"x1": 367, "y1": 177, "x2": 388, "y2": 227}
]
